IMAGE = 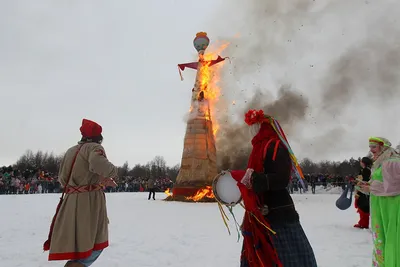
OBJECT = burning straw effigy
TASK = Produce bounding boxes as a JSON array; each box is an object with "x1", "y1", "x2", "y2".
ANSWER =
[{"x1": 164, "y1": 32, "x2": 228, "y2": 203}]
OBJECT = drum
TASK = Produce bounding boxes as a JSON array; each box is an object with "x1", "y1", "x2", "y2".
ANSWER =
[{"x1": 212, "y1": 171, "x2": 242, "y2": 206}]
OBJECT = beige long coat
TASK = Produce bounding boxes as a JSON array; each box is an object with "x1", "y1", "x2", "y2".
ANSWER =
[{"x1": 48, "y1": 142, "x2": 118, "y2": 261}]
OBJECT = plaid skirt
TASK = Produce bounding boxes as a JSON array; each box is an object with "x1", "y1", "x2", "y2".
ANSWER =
[{"x1": 240, "y1": 221, "x2": 317, "y2": 267}]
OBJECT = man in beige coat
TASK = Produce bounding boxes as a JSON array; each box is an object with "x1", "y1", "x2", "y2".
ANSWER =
[
  {"x1": 44, "y1": 119, "x2": 118, "y2": 267},
  {"x1": 147, "y1": 178, "x2": 156, "y2": 200}
]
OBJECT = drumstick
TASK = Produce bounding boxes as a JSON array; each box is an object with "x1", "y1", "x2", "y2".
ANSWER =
[
  {"x1": 355, "y1": 178, "x2": 369, "y2": 185},
  {"x1": 109, "y1": 178, "x2": 117, "y2": 186}
]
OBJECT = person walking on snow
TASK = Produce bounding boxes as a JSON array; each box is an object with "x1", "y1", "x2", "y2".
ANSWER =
[
  {"x1": 311, "y1": 176, "x2": 316, "y2": 194},
  {"x1": 147, "y1": 178, "x2": 156, "y2": 200},
  {"x1": 43, "y1": 119, "x2": 118, "y2": 267},
  {"x1": 236, "y1": 109, "x2": 317, "y2": 267}
]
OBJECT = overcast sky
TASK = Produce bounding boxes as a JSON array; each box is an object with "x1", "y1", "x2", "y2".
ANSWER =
[{"x1": 1, "y1": 0, "x2": 399, "y2": 167}]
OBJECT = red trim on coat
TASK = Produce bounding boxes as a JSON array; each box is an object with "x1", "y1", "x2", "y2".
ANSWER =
[
  {"x1": 272, "y1": 139, "x2": 281, "y2": 161},
  {"x1": 262, "y1": 138, "x2": 280, "y2": 162},
  {"x1": 48, "y1": 240, "x2": 109, "y2": 261}
]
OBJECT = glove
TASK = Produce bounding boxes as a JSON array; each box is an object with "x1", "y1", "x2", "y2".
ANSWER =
[{"x1": 240, "y1": 168, "x2": 254, "y2": 189}]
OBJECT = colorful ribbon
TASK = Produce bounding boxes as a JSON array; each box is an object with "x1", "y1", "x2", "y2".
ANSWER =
[{"x1": 267, "y1": 117, "x2": 306, "y2": 189}]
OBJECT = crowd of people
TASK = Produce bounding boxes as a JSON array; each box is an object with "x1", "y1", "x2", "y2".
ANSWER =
[
  {"x1": 0, "y1": 166, "x2": 173, "y2": 195},
  {"x1": 1, "y1": 164, "x2": 356, "y2": 196},
  {"x1": 288, "y1": 173, "x2": 358, "y2": 194},
  {"x1": 0, "y1": 166, "x2": 60, "y2": 195},
  {"x1": 103, "y1": 176, "x2": 173, "y2": 193}
]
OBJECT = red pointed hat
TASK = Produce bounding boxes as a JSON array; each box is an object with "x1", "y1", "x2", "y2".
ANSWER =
[{"x1": 80, "y1": 119, "x2": 102, "y2": 138}]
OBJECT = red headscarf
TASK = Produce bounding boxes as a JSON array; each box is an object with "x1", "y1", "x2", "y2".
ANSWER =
[{"x1": 247, "y1": 123, "x2": 280, "y2": 172}]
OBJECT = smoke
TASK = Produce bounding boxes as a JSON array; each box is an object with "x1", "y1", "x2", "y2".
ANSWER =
[
  {"x1": 321, "y1": 41, "x2": 400, "y2": 114},
  {"x1": 209, "y1": 0, "x2": 400, "y2": 169},
  {"x1": 217, "y1": 85, "x2": 308, "y2": 170}
]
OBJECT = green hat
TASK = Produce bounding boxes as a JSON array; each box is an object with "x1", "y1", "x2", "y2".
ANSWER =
[{"x1": 369, "y1": 137, "x2": 391, "y2": 147}]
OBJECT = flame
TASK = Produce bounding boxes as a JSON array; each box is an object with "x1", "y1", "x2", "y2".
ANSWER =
[
  {"x1": 185, "y1": 186, "x2": 215, "y2": 201},
  {"x1": 213, "y1": 124, "x2": 219, "y2": 136},
  {"x1": 164, "y1": 188, "x2": 172, "y2": 197},
  {"x1": 197, "y1": 42, "x2": 229, "y2": 137}
]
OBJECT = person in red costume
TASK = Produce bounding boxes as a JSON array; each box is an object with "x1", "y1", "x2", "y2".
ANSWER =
[
  {"x1": 236, "y1": 109, "x2": 317, "y2": 267},
  {"x1": 354, "y1": 157, "x2": 372, "y2": 229}
]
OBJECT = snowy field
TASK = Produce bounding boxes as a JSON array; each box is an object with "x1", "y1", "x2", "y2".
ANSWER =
[{"x1": 0, "y1": 191, "x2": 371, "y2": 267}]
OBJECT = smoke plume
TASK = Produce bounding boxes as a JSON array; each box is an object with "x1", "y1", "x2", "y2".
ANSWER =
[
  {"x1": 321, "y1": 41, "x2": 400, "y2": 114},
  {"x1": 216, "y1": 85, "x2": 308, "y2": 170},
  {"x1": 209, "y1": 0, "x2": 400, "y2": 169}
]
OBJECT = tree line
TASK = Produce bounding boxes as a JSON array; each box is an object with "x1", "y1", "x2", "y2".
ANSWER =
[
  {"x1": 2, "y1": 144, "x2": 400, "y2": 181},
  {"x1": 300, "y1": 143, "x2": 400, "y2": 176},
  {"x1": 1, "y1": 150, "x2": 179, "y2": 181}
]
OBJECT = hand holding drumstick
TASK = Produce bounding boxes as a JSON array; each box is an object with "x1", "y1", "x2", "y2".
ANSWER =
[
  {"x1": 102, "y1": 177, "x2": 117, "y2": 188},
  {"x1": 354, "y1": 177, "x2": 370, "y2": 193}
]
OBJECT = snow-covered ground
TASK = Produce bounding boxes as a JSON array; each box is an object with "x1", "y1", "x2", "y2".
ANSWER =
[{"x1": 0, "y1": 191, "x2": 371, "y2": 267}]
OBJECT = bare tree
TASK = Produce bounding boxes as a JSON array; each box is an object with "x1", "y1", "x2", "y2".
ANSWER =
[
  {"x1": 128, "y1": 164, "x2": 147, "y2": 178},
  {"x1": 167, "y1": 164, "x2": 180, "y2": 182},
  {"x1": 118, "y1": 161, "x2": 129, "y2": 177},
  {"x1": 300, "y1": 158, "x2": 318, "y2": 174},
  {"x1": 150, "y1": 156, "x2": 167, "y2": 178}
]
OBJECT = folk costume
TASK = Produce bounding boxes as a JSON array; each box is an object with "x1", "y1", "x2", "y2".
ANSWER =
[
  {"x1": 354, "y1": 157, "x2": 372, "y2": 229},
  {"x1": 43, "y1": 119, "x2": 118, "y2": 267},
  {"x1": 237, "y1": 109, "x2": 317, "y2": 267},
  {"x1": 367, "y1": 137, "x2": 400, "y2": 267}
]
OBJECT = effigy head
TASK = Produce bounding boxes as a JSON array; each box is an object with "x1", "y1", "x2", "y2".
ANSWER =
[{"x1": 193, "y1": 32, "x2": 210, "y2": 53}]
